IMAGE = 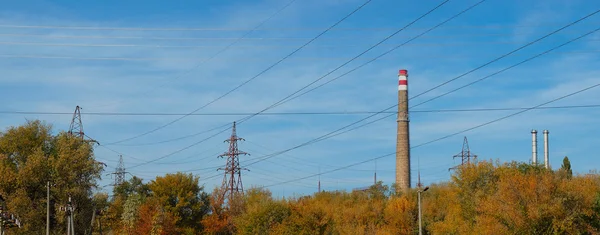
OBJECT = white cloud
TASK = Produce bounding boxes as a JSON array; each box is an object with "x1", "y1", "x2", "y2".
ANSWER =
[{"x1": 1, "y1": 0, "x2": 600, "y2": 197}]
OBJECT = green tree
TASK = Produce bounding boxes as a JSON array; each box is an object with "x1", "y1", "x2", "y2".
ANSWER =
[
  {"x1": 114, "y1": 176, "x2": 150, "y2": 199},
  {"x1": 561, "y1": 156, "x2": 573, "y2": 178},
  {"x1": 0, "y1": 120, "x2": 103, "y2": 234},
  {"x1": 148, "y1": 172, "x2": 210, "y2": 234}
]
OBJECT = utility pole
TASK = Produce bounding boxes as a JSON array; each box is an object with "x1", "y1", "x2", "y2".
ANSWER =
[
  {"x1": 374, "y1": 160, "x2": 377, "y2": 185},
  {"x1": 89, "y1": 205, "x2": 95, "y2": 235},
  {"x1": 70, "y1": 196, "x2": 75, "y2": 235},
  {"x1": 46, "y1": 181, "x2": 50, "y2": 235},
  {"x1": 418, "y1": 186, "x2": 429, "y2": 235},
  {"x1": 318, "y1": 166, "x2": 321, "y2": 192},
  {"x1": 218, "y1": 122, "x2": 249, "y2": 205},
  {"x1": 61, "y1": 196, "x2": 75, "y2": 235},
  {"x1": 89, "y1": 206, "x2": 103, "y2": 235}
]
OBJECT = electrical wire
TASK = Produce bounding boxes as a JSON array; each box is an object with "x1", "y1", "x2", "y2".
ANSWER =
[
  {"x1": 8, "y1": 39, "x2": 595, "y2": 48},
  {"x1": 256, "y1": 81, "x2": 600, "y2": 188},
  {"x1": 126, "y1": 125, "x2": 232, "y2": 169},
  {"x1": 0, "y1": 22, "x2": 596, "y2": 31},
  {"x1": 236, "y1": 0, "x2": 455, "y2": 126},
  {"x1": 409, "y1": 25, "x2": 600, "y2": 108},
  {"x1": 87, "y1": 0, "x2": 297, "y2": 111},
  {"x1": 1, "y1": 50, "x2": 597, "y2": 62},
  {"x1": 78, "y1": 5, "x2": 600, "y2": 171},
  {"x1": 0, "y1": 30, "x2": 591, "y2": 41},
  {"x1": 409, "y1": 8, "x2": 600, "y2": 102},
  {"x1": 90, "y1": 12, "x2": 600, "y2": 172},
  {"x1": 253, "y1": 0, "x2": 486, "y2": 114},
  {"x1": 114, "y1": 123, "x2": 231, "y2": 147},
  {"x1": 102, "y1": 0, "x2": 374, "y2": 146},
  {"x1": 99, "y1": 0, "x2": 457, "y2": 148},
  {"x1": 2, "y1": 104, "x2": 600, "y2": 116},
  {"x1": 235, "y1": 17, "x2": 600, "y2": 168}
]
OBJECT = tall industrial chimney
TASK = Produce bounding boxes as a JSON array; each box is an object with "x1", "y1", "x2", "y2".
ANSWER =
[
  {"x1": 544, "y1": 130, "x2": 550, "y2": 169},
  {"x1": 396, "y1": 69, "x2": 410, "y2": 191},
  {"x1": 531, "y1": 130, "x2": 538, "y2": 164}
]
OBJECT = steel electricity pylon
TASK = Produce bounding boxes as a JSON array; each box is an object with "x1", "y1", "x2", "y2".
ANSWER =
[{"x1": 218, "y1": 122, "x2": 249, "y2": 204}]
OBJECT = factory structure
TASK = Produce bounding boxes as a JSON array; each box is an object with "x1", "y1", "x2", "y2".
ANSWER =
[
  {"x1": 531, "y1": 129, "x2": 551, "y2": 169},
  {"x1": 396, "y1": 69, "x2": 411, "y2": 191},
  {"x1": 392, "y1": 69, "x2": 554, "y2": 192}
]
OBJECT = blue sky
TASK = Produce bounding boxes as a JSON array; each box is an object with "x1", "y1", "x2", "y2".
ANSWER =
[{"x1": 1, "y1": 0, "x2": 600, "y2": 198}]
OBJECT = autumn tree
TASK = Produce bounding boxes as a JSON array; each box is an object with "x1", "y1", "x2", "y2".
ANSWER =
[
  {"x1": 135, "y1": 197, "x2": 177, "y2": 235},
  {"x1": 147, "y1": 172, "x2": 210, "y2": 234},
  {"x1": 202, "y1": 187, "x2": 237, "y2": 235},
  {"x1": 425, "y1": 160, "x2": 600, "y2": 234},
  {"x1": 102, "y1": 176, "x2": 151, "y2": 233},
  {"x1": 0, "y1": 120, "x2": 103, "y2": 234},
  {"x1": 232, "y1": 188, "x2": 291, "y2": 234},
  {"x1": 114, "y1": 176, "x2": 150, "y2": 199}
]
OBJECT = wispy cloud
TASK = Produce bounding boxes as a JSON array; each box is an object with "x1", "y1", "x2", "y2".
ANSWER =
[{"x1": 1, "y1": 0, "x2": 600, "y2": 196}]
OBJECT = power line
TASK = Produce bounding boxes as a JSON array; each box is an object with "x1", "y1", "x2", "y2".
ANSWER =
[
  {"x1": 410, "y1": 25, "x2": 600, "y2": 108},
  {"x1": 257, "y1": 81, "x2": 600, "y2": 189},
  {"x1": 264, "y1": 7, "x2": 600, "y2": 157},
  {"x1": 114, "y1": 123, "x2": 231, "y2": 147},
  {"x1": 125, "y1": 125, "x2": 232, "y2": 169},
  {"x1": 410, "y1": 8, "x2": 600, "y2": 102},
  {"x1": 236, "y1": 0, "x2": 456, "y2": 126},
  {"x1": 226, "y1": 0, "x2": 491, "y2": 166},
  {"x1": 258, "y1": 0, "x2": 487, "y2": 113},
  {"x1": 231, "y1": 12, "x2": 600, "y2": 169},
  {"x1": 85, "y1": 5, "x2": 600, "y2": 169},
  {"x1": 102, "y1": 0, "x2": 374, "y2": 146},
  {"x1": 0, "y1": 22, "x2": 597, "y2": 31},
  {"x1": 105, "y1": 0, "x2": 459, "y2": 148},
  {"x1": 85, "y1": 6, "x2": 600, "y2": 168},
  {"x1": 6, "y1": 39, "x2": 599, "y2": 48},
  {"x1": 20, "y1": 106, "x2": 600, "y2": 116},
  {"x1": 412, "y1": 83, "x2": 600, "y2": 149},
  {"x1": 1, "y1": 49, "x2": 598, "y2": 63},
  {"x1": 0, "y1": 30, "x2": 592, "y2": 41},
  {"x1": 86, "y1": 0, "x2": 296, "y2": 111},
  {"x1": 1, "y1": 50, "x2": 599, "y2": 62}
]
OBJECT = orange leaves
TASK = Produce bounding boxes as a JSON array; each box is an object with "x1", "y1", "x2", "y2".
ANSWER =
[
  {"x1": 426, "y1": 160, "x2": 600, "y2": 234},
  {"x1": 382, "y1": 196, "x2": 416, "y2": 234},
  {"x1": 201, "y1": 213, "x2": 231, "y2": 235},
  {"x1": 136, "y1": 198, "x2": 178, "y2": 235}
]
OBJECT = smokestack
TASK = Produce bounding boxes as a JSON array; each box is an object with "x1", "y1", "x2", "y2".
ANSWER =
[
  {"x1": 396, "y1": 69, "x2": 411, "y2": 191},
  {"x1": 531, "y1": 130, "x2": 538, "y2": 164},
  {"x1": 544, "y1": 130, "x2": 549, "y2": 169}
]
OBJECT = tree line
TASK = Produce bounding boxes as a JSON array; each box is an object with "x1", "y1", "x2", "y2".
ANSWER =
[{"x1": 1, "y1": 120, "x2": 599, "y2": 234}]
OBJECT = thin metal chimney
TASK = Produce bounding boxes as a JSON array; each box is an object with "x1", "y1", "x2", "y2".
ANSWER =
[
  {"x1": 543, "y1": 130, "x2": 550, "y2": 169},
  {"x1": 531, "y1": 130, "x2": 538, "y2": 164}
]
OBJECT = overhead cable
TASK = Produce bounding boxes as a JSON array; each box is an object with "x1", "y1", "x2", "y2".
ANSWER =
[{"x1": 102, "y1": 0, "x2": 374, "y2": 146}]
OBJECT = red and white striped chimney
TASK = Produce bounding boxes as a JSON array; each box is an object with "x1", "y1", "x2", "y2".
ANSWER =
[
  {"x1": 398, "y1": 69, "x2": 408, "y2": 91},
  {"x1": 396, "y1": 69, "x2": 410, "y2": 191}
]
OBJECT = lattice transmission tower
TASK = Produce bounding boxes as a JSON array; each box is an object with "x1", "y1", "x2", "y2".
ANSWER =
[
  {"x1": 68, "y1": 106, "x2": 85, "y2": 140},
  {"x1": 110, "y1": 155, "x2": 127, "y2": 186},
  {"x1": 68, "y1": 105, "x2": 98, "y2": 144},
  {"x1": 449, "y1": 137, "x2": 478, "y2": 171},
  {"x1": 218, "y1": 122, "x2": 249, "y2": 204}
]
